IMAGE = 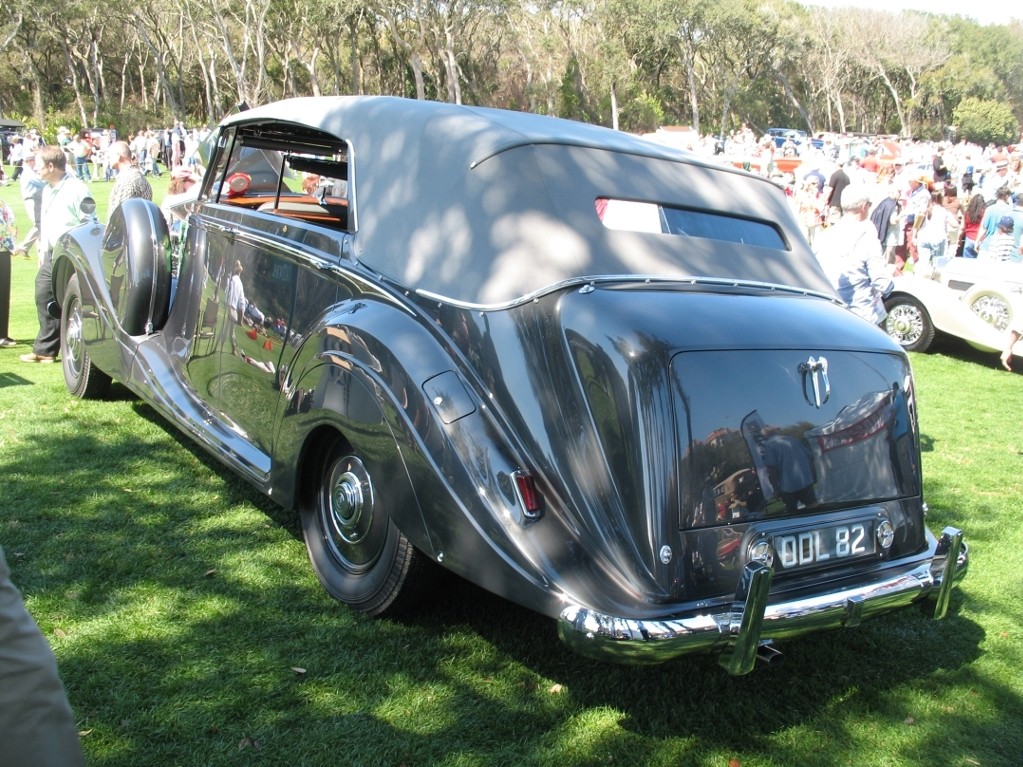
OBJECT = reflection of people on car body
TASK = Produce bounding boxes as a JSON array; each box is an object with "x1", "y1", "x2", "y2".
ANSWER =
[
  {"x1": 761, "y1": 432, "x2": 816, "y2": 512},
  {"x1": 218, "y1": 260, "x2": 246, "y2": 355}
]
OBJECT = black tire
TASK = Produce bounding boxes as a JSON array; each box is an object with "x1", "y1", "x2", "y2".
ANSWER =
[
  {"x1": 966, "y1": 287, "x2": 1013, "y2": 332},
  {"x1": 884, "y1": 294, "x2": 936, "y2": 353},
  {"x1": 300, "y1": 436, "x2": 422, "y2": 617},
  {"x1": 60, "y1": 274, "x2": 112, "y2": 399}
]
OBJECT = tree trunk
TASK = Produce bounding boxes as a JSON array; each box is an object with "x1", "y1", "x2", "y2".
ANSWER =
[
  {"x1": 877, "y1": 70, "x2": 907, "y2": 137},
  {"x1": 673, "y1": 34, "x2": 702, "y2": 135},
  {"x1": 23, "y1": 54, "x2": 46, "y2": 130},
  {"x1": 773, "y1": 66, "x2": 813, "y2": 132},
  {"x1": 60, "y1": 41, "x2": 90, "y2": 128},
  {"x1": 411, "y1": 51, "x2": 426, "y2": 100},
  {"x1": 89, "y1": 35, "x2": 104, "y2": 125},
  {"x1": 302, "y1": 45, "x2": 322, "y2": 97},
  {"x1": 610, "y1": 80, "x2": 619, "y2": 131}
]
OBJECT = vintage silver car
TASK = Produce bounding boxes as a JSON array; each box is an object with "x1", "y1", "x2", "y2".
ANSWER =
[{"x1": 51, "y1": 96, "x2": 967, "y2": 672}]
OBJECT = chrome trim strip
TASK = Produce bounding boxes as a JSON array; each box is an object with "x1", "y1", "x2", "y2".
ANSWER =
[
  {"x1": 415, "y1": 275, "x2": 838, "y2": 312},
  {"x1": 557, "y1": 539, "x2": 968, "y2": 670}
]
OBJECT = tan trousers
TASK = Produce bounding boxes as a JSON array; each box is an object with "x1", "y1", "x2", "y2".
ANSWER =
[{"x1": 0, "y1": 546, "x2": 86, "y2": 767}]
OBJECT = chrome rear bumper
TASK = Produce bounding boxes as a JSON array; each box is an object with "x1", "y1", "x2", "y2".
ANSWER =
[{"x1": 557, "y1": 527, "x2": 967, "y2": 673}]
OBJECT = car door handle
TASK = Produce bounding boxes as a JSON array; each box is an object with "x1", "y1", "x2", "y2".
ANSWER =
[
  {"x1": 313, "y1": 261, "x2": 344, "y2": 275},
  {"x1": 204, "y1": 221, "x2": 237, "y2": 240}
]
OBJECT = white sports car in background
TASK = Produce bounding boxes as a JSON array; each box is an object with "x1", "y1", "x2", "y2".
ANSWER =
[{"x1": 884, "y1": 258, "x2": 1023, "y2": 354}]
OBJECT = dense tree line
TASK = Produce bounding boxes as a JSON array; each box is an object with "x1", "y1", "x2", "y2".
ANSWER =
[{"x1": 1, "y1": 0, "x2": 1021, "y2": 144}]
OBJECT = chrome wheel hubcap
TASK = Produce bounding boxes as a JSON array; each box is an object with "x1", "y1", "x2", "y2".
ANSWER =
[
  {"x1": 330, "y1": 471, "x2": 365, "y2": 542},
  {"x1": 971, "y1": 295, "x2": 1010, "y2": 331},
  {"x1": 886, "y1": 305, "x2": 922, "y2": 345},
  {"x1": 65, "y1": 298, "x2": 85, "y2": 379},
  {"x1": 321, "y1": 454, "x2": 379, "y2": 569}
]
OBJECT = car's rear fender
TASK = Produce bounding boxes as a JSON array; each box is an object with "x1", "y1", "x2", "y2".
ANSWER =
[
  {"x1": 267, "y1": 294, "x2": 474, "y2": 555},
  {"x1": 264, "y1": 292, "x2": 587, "y2": 617}
]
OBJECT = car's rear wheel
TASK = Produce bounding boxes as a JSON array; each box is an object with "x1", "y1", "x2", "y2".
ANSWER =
[
  {"x1": 300, "y1": 436, "x2": 422, "y2": 616},
  {"x1": 61, "y1": 274, "x2": 112, "y2": 399},
  {"x1": 884, "y1": 295, "x2": 935, "y2": 352},
  {"x1": 966, "y1": 286, "x2": 1013, "y2": 332}
]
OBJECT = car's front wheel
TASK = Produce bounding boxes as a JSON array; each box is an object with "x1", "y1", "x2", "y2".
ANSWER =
[
  {"x1": 300, "y1": 436, "x2": 423, "y2": 616},
  {"x1": 884, "y1": 294, "x2": 936, "y2": 352},
  {"x1": 61, "y1": 273, "x2": 112, "y2": 399}
]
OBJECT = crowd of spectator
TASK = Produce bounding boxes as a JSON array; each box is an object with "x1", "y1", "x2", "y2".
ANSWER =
[
  {"x1": 671, "y1": 125, "x2": 1023, "y2": 269},
  {"x1": 647, "y1": 123, "x2": 1023, "y2": 367},
  {"x1": 45, "y1": 122, "x2": 209, "y2": 183}
]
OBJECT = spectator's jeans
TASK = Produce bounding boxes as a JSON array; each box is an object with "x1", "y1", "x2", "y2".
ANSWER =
[
  {"x1": 963, "y1": 238, "x2": 978, "y2": 259},
  {"x1": 33, "y1": 250, "x2": 61, "y2": 358},
  {"x1": 917, "y1": 239, "x2": 946, "y2": 274}
]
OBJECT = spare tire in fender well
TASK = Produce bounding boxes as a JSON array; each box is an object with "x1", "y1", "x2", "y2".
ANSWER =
[{"x1": 102, "y1": 198, "x2": 172, "y2": 336}]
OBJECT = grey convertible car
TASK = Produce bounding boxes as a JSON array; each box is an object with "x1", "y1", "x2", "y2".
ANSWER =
[{"x1": 52, "y1": 96, "x2": 967, "y2": 672}]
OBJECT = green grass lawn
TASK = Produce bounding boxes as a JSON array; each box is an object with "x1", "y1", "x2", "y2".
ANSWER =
[{"x1": 1, "y1": 172, "x2": 1021, "y2": 767}]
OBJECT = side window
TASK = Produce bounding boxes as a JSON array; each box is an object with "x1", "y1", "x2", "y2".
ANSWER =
[
  {"x1": 218, "y1": 142, "x2": 283, "y2": 203},
  {"x1": 208, "y1": 122, "x2": 351, "y2": 233},
  {"x1": 200, "y1": 127, "x2": 234, "y2": 203}
]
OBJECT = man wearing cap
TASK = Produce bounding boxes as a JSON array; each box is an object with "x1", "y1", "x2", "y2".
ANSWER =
[
  {"x1": 980, "y1": 156, "x2": 1011, "y2": 204},
  {"x1": 813, "y1": 184, "x2": 895, "y2": 326},
  {"x1": 986, "y1": 216, "x2": 1020, "y2": 262},
  {"x1": 976, "y1": 186, "x2": 1013, "y2": 254},
  {"x1": 23, "y1": 129, "x2": 40, "y2": 156},
  {"x1": 106, "y1": 141, "x2": 152, "y2": 219},
  {"x1": 802, "y1": 164, "x2": 826, "y2": 196},
  {"x1": 894, "y1": 172, "x2": 931, "y2": 273},
  {"x1": 162, "y1": 165, "x2": 201, "y2": 229}
]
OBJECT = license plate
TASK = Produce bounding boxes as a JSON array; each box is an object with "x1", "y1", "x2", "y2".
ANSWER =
[{"x1": 773, "y1": 521, "x2": 875, "y2": 569}]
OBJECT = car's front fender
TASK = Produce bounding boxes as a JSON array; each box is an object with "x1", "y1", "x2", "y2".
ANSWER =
[{"x1": 52, "y1": 219, "x2": 107, "y2": 310}]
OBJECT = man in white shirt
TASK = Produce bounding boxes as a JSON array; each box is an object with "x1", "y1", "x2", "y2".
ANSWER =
[
  {"x1": 7, "y1": 136, "x2": 24, "y2": 181},
  {"x1": 20, "y1": 146, "x2": 90, "y2": 363},
  {"x1": 980, "y1": 157, "x2": 1011, "y2": 204},
  {"x1": 13, "y1": 153, "x2": 44, "y2": 258},
  {"x1": 814, "y1": 184, "x2": 895, "y2": 326}
]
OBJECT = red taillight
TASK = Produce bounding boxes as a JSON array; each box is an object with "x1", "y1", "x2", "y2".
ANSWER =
[{"x1": 513, "y1": 472, "x2": 543, "y2": 518}]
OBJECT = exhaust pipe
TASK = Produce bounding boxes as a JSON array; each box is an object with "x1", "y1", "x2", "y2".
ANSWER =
[{"x1": 756, "y1": 644, "x2": 784, "y2": 666}]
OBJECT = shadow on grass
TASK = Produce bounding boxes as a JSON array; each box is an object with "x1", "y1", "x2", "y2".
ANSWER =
[
  {"x1": 925, "y1": 332, "x2": 1014, "y2": 370},
  {"x1": 2, "y1": 388, "x2": 1017, "y2": 767}
]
